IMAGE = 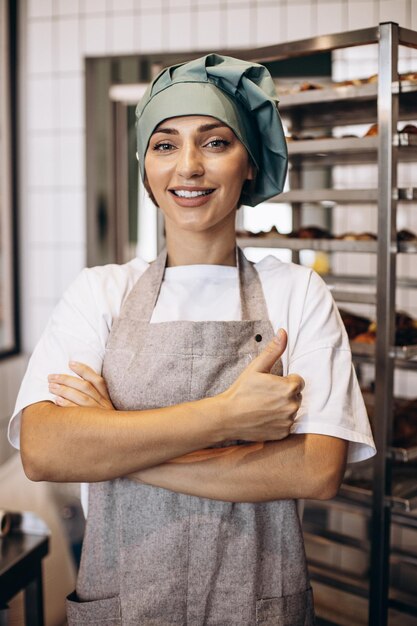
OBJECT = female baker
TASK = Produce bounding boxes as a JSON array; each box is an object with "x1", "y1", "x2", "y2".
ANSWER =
[{"x1": 10, "y1": 54, "x2": 375, "y2": 625}]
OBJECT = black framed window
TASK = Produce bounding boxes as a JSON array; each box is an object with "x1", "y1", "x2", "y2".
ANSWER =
[{"x1": 0, "y1": 0, "x2": 19, "y2": 358}]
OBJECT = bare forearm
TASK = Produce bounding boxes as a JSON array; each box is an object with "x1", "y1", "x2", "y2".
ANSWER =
[
  {"x1": 21, "y1": 398, "x2": 223, "y2": 483},
  {"x1": 131, "y1": 434, "x2": 348, "y2": 502}
]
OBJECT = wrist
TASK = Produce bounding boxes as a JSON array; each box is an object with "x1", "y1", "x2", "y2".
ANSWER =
[{"x1": 197, "y1": 394, "x2": 230, "y2": 446}]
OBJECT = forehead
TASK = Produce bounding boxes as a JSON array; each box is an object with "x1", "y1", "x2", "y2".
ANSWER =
[{"x1": 153, "y1": 115, "x2": 232, "y2": 133}]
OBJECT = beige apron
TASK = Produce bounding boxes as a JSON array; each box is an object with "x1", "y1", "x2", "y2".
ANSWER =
[{"x1": 66, "y1": 248, "x2": 315, "y2": 625}]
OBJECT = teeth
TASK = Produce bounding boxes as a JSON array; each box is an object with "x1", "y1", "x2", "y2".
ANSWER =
[{"x1": 173, "y1": 189, "x2": 213, "y2": 198}]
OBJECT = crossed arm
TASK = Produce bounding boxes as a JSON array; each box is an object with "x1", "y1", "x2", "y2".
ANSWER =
[
  {"x1": 21, "y1": 333, "x2": 347, "y2": 502},
  {"x1": 128, "y1": 435, "x2": 347, "y2": 502}
]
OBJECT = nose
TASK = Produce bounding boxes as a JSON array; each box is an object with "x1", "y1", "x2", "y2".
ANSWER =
[{"x1": 176, "y1": 141, "x2": 204, "y2": 179}]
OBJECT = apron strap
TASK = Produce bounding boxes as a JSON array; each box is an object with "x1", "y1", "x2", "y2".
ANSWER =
[
  {"x1": 119, "y1": 248, "x2": 168, "y2": 322},
  {"x1": 236, "y1": 247, "x2": 269, "y2": 321},
  {"x1": 121, "y1": 247, "x2": 269, "y2": 322}
]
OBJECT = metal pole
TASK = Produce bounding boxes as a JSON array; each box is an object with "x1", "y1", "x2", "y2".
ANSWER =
[{"x1": 369, "y1": 22, "x2": 399, "y2": 626}]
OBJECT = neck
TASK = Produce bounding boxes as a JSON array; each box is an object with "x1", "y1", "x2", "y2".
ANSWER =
[{"x1": 165, "y1": 217, "x2": 238, "y2": 267}]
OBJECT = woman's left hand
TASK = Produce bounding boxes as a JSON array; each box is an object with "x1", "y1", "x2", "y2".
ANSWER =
[{"x1": 48, "y1": 362, "x2": 114, "y2": 410}]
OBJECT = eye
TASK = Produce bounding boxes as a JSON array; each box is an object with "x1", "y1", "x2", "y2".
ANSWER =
[
  {"x1": 204, "y1": 139, "x2": 231, "y2": 149},
  {"x1": 152, "y1": 141, "x2": 176, "y2": 152}
]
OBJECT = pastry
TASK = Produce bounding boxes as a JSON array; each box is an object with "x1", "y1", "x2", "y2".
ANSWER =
[
  {"x1": 400, "y1": 72, "x2": 417, "y2": 82},
  {"x1": 399, "y1": 124, "x2": 417, "y2": 134},
  {"x1": 292, "y1": 226, "x2": 332, "y2": 239},
  {"x1": 335, "y1": 232, "x2": 377, "y2": 241},
  {"x1": 352, "y1": 331, "x2": 376, "y2": 344},
  {"x1": 339, "y1": 309, "x2": 371, "y2": 340},
  {"x1": 364, "y1": 123, "x2": 378, "y2": 136},
  {"x1": 397, "y1": 229, "x2": 417, "y2": 241},
  {"x1": 299, "y1": 82, "x2": 323, "y2": 91}
]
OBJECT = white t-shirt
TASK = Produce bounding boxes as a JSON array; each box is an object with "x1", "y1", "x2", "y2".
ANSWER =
[{"x1": 9, "y1": 254, "x2": 376, "y2": 512}]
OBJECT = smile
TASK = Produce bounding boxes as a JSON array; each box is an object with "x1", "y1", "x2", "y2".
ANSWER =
[{"x1": 170, "y1": 189, "x2": 215, "y2": 198}]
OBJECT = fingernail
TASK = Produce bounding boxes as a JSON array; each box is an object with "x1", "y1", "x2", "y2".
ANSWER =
[
  {"x1": 69, "y1": 361, "x2": 78, "y2": 367},
  {"x1": 48, "y1": 375, "x2": 59, "y2": 381}
]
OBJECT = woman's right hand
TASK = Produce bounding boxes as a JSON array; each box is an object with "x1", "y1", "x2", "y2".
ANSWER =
[{"x1": 218, "y1": 329, "x2": 304, "y2": 442}]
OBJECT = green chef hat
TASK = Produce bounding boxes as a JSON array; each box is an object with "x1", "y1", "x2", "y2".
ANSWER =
[{"x1": 135, "y1": 53, "x2": 288, "y2": 207}]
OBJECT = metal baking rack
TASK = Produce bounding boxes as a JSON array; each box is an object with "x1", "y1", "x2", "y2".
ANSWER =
[
  {"x1": 236, "y1": 22, "x2": 417, "y2": 626},
  {"x1": 238, "y1": 236, "x2": 417, "y2": 253}
]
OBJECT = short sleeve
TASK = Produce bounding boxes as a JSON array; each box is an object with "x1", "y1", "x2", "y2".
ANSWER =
[
  {"x1": 288, "y1": 270, "x2": 376, "y2": 463},
  {"x1": 7, "y1": 269, "x2": 109, "y2": 450}
]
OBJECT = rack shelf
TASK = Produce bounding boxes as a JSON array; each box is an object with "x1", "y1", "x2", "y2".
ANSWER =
[
  {"x1": 277, "y1": 81, "x2": 417, "y2": 128},
  {"x1": 339, "y1": 483, "x2": 417, "y2": 513},
  {"x1": 273, "y1": 187, "x2": 417, "y2": 204},
  {"x1": 279, "y1": 79, "x2": 417, "y2": 107},
  {"x1": 239, "y1": 237, "x2": 417, "y2": 253},
  {"x1": 350, "y1": 343, "x2": 417, "y2": 361},
  {"x1": 389, "y1": 445, "x2": 417, "y2": 463},
  {"x1": 330, "y1": 289, "x2": 377, "y2": 305},
  {"x1": 323, "y1": 274, "x2": 417, "y2": 289},
  {"x1": 241, "y1": 22, "x2": 417, "y2": 625},
  {"x1": 286, "y1": 134, "x2": 417, "y2": 166}
]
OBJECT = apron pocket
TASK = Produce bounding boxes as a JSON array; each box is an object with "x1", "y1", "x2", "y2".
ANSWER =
[
  {"x1": 66, "y1": 591, "x2": 122, "y2": 625},
  {"x1": 256, "y1": 587, "x2": 314, "y2": 625}
]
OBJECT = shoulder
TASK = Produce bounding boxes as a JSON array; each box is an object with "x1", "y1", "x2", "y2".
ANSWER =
[
  {"x1": 82, "y1": 256, "x2": 149, "y2": 294},
  {"x1": 253, "y1": 254, "x2": 319, "y2": 308},
  {"x1": 65, "y1": 256, "x2": 149, "y2": 315}
]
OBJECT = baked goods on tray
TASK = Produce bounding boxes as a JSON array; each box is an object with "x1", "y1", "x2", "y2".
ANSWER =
[
  {"x1": 288, "y1": 226, "x2": 332, "y2": 239},
  {"x1": 343, "y1": 310, "x2": 417, "y2": 346},
  {"x1": 236, "y1": 226, "x2": 416, "y2": 243},
  {"x1": 335, "y1": 232, "x2": 377, "y2": 241},
  {"x1": 363, "y1": 392, "x2": 417, "y2": 448}
]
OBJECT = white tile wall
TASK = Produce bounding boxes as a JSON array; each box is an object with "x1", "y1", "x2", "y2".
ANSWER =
[
  {"x1": 136, "y1": 12, "x2": 164, "y2": 52},
  {"x1": 255, "y1": 5, "x2": 282, "y2": 46},
  {"x1": 167, "y1": 9, "x2": 193, "y2": 51},
  {"x1": 57, "y1": 74, "x2": 84, "y2": 131},
  {"x1": 226, "y1": 7, "x2": 254, "y2": 48},
  {"x1": 82, "y1": 15, "x2": 107, "y2": 55},
  {"x1": 27, "y1": 0, "x2": 52, "y2": 19},
  {"x1": 56, "y1": 0, "x2": 80, "y2": 17},
  {"x1": 56, "y1": 190, "x2": 86, "y2": 245},
  {"x1": 412, "y1": 1, "x2": 417, "y2": 30},
  {"x1": 27, "y1": 192, "x2": 59, "y2": 245},
  {"x1": 27, "y1": 135, "x2": 57, "y2": 188},
  {"x1": 195, "y1": 10, "x2": 223, "y2": 50},
  {"x1": 30, "y1": 247, "x2": 60, "y2": 300},
  {"x1": 17, "y1": 0, "x2": 417, "y2": 362},
  {"x1": 27, "y1": 20, "x2": 53, "y2": 74},
  {"x1": 57, "y1": 18, "x2": 82, "y2": 73},
  {"x1": 316, "y1": 2, "x2": 344, "y2": 36},
  {"x1": 57, "y1": 133, "x2": 85, "y2": 188},
  {"x1": 378, "y1": 0, "x2": 409, "y2": 24},
  {"x1": 83, "y1": 0, "x2": 108, "y2": 14},
  {"x1": 287, "y1": 2, "x2": 314, "y2": 41},
  {"x1": 110, "y1": 0, "x2": 136, "y2": 11},
  {"x1": 347, "y1": 0, "x2": 377, "y2": 30},
  {"x1": 110, "y1": 14, "x2": 135, "y2": 54},
  {"x1": 27, "y1": 77, "x2": 55, "y2": 131}
]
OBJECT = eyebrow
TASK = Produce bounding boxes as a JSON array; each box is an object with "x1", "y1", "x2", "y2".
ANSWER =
[{"x1": 152, "y1": 122, "x2": 229, "y2": 136}]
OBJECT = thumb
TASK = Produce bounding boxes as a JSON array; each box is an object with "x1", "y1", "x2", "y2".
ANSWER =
[{"x1": 249, "y1": 328, "x2": 288, "y2": 374}]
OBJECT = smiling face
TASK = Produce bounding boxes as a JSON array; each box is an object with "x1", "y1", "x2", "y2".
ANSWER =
[{"x1": 144, "y1": 115, "x2": 254, "y2": 237}]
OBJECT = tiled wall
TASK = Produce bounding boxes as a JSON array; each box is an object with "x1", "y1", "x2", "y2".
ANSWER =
[{"x1": 0, "y1": 0, "x2": 413, "y2": 455}]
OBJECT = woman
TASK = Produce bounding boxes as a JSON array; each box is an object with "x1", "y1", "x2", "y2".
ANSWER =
[{"x1": 10, "y1": 54, "x2": 375, "y2": 625}]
